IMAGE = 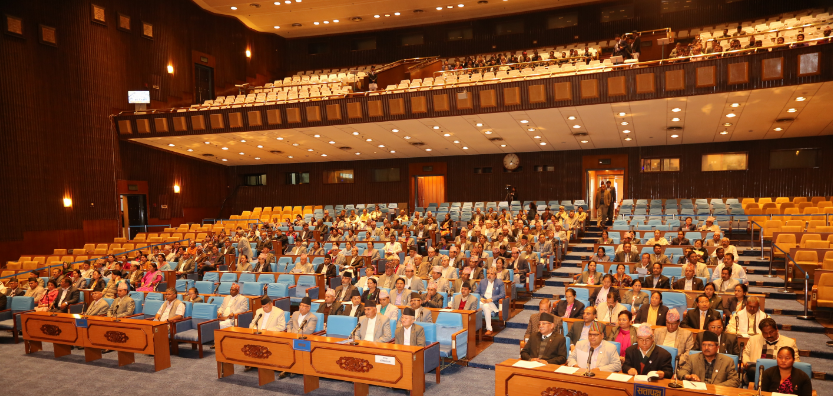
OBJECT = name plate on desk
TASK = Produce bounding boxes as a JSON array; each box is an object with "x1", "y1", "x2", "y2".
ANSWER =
[
  {"x1": 634, "y1": 383, "x2": 665, "y2": 396},
  {"x1": 293, "y1": 339, "x2": 311, "y2": 352},
  {"x1": 75, "y1": 319, "x2": 88, "y2": 328}
]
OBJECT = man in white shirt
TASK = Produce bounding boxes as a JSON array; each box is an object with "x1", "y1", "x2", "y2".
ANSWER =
[
  {"x1": 217, "y1": 283, "x2": 248, "y2": 329},
  {"x1": 401, "y1": 265, "x2": 425, "y2": 292},
  {"x1": 710, "y1": 253, "x2": 747, "y2": 283},
  {"x1": 80, "y1": 261, "x2": 93, "y2": 279},
  {"x1": 727, "y1": 297, "x2": 769, "y2": 336},
  {"x1": 394, "y1": 307, "x2": 425, "y2": 346},
  {"x1": 699, "y1": 217, "x2": 721, "y2": 233},
  {"x1": 645, "y1": 230, "x2": 669, "y2": 246},
  {"x1": 154, "y1": 289, "x2": 184, "y2": 322},
  {"x1": 566, "y1": 321, "x2": 622, "y2": 372},
  {"x1": 249, "y1": 295, "x2": 285, "y2": 332},
  {"x1": 713, "y1": 267, "x2": 740, "y2": 294},
  {"x1": 357, "y1": 301, "x2": 392, "y2": 343},
  {"x1": 476, "y1": 268, "x2": 506, "y2": 336}
]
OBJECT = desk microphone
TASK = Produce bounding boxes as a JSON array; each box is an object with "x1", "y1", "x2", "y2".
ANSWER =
[
  {"x1": 668, "y1": 356, "x2": 683, "y2": 388},
  {"x1": 349, "y1": 322, "x2": 362, "y2": 345},
  {"x1": 112, "y1": 303, "x2": 121, "y2": 322},
  {"x1": 583, "y1": 347, "x2": 596, "y2": 377},
  {"x1": 757, "y1": 364, "x2": 765, "y2": 396},
  {"x1": 670, "y1": 276, "x2": 676, "y2": 290},
  {"x1": 253, "y1": 313, "x2": 263, "y2": 334},
  {"x1": 298, "y1": 319, "x2": 309, "y2": 339},
  {"x1": 738, "y1": 341, "x2": 745, "y2": 384}
]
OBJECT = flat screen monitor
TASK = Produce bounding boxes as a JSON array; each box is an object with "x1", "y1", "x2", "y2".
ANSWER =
[{"x1": 128, "y1": 91, "x2": 150, "y2": 104}]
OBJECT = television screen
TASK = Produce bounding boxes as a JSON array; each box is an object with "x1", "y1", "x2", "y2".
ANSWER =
[{"x1": 128, "y1": 91, "x2": 150, "y2": 104}]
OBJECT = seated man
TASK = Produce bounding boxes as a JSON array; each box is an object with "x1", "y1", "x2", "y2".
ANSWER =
[
  {"x1": 693, "y1": 317, "x2": 740, "y2": 355},
  {"x1": 357, "y1": 301, "x2": 392, "y2": 343},
  {"x1": 671, "y1": 231, "x2": 690, "y2": 246},
  {"x1": 280, "y1": 297, "x2": 317, "y2": 379},
  {"x1": 741, "y1": 318, "x2": 799, "y2": 387},
  {"x1": 566, "y1": 321, "x2": 622, "y2": 372},
  {"x1": 554, "y1": 288, "x2": 585, "y2": 319},
  {"x1": 428, "y1": 266, "x2": 451, "y2": 294},
  {"x1": 645, "y1": 231, "x2": 669, "y2": 246},
  {"x1": 315, "y1": 254, "x2": 338, "y2": 284},
  {"x1": 682, "y1": 294, "x2": 722, "y2": 330},
  {"x1": 316, "y1": 289, "x2": 338, "y2": 324},
  {"x1": 217, "y1": 283, "x2": 248, "y2": 329},
  {"x1": 450, "y1": 281, "x2": 478, "y2": 310},
  {"x1": 567, "y1": 307, "x2": 598, "y2": 345},
  {"x1": 250, "y1": 296, "x2": 286, "y2": 332},
  {"x1": 107, "y1": 282, "x2": 135, "y2": 318},
  {"x1": 153, "y1": 289, "x2": 184, "y2": 322},
  {"x1": 476, "y1": 267, "x2": 506, "y2": 336},
  {"x1": 597, "y1": 291, "x2": 626, "y2": 324},
  {"x1": 291, "y1": 254, "x2": 314, "y2": 273},
  {"x1": 3, "y1": 279, "x2": 25, "y2": 297},
  {"x1": 648, "y1": 244, "x2": 670, "y2": 265},
  {"x1": 623, "y1": 324, "x2": 673, "y2": 379},
  {"x1": 86, "y1": 290, "x2": 111, "y2": 316},
  {"x1": 713, "y1": 267, "x2": 740, "y2": 294},
  {"x1": 710, "y1": 253, "x2": 747, "y2": 284},
  {"x1": 401, "y1": 265, "x2": 425, "y2": 292},
  {"x1": 340, "y1": 289, "x2": 365, "y2": 318},
  {"x1": 422, "y1": 282, "x2": 445, "y2": 308},
  {"x1": 726, "y1": 296, "x2": 769, "y2": 336},
  {"x1": 641, "y1": 262, "x2": 670, "y2": 289},
  {"x1": 394, "y1": 308, "x2": 425, "y2": 346},
  {"x1": 653, "y1": 309, "x2": 694, "y2": 366},
  {"x1": 521, "y1": 312, "x2": 568, "y2": 365},
  {"x1": 525, "y1": 298, "x2": 563, "y2": 340},
  {"x1": 680, "y1": 251, "x2": 710, "y2": 278},
  {"x1": 614, "y1": 243, "x2": 639, "y2": 263},
  {"x1": 676, "y1": 331, "x2": 739, "y2": 387},
  {"x1": 175, "y1": 251, "x2": 196, "y2": 278},
  {"x1": 673, "y1": 264, "x2": 705, "y2": 291},
  {"x1": 49, "y1": 278, "x2": 80, "y2": 313},
  {"x1": 377, "y1": 290, "x2": 400, "y2": 323}
]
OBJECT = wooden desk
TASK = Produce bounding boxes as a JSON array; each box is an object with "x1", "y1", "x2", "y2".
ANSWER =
[
  {"x1": 495, "y1": 359, "x2": 766, "y2": 396},
  {"x1": 394, "y1": 305, "x2": 479, "y2": 359},
  {"x1": 20, "y1": 311, "x2": 171, "y2": 371},
  {"x1": 564, "y1": 284, "x2": 767, "y2": 311},
  {"x1": 215, "y1": 328, "x2": 425, "y2": 396}
]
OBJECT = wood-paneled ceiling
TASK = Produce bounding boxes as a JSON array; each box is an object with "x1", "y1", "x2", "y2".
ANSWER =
[
  {"x1": 192, "y1": 0, "x2": 594, "y2": 38},
  {"x1": 131, "y1": 82, "x2": 833, "y2": 166}
]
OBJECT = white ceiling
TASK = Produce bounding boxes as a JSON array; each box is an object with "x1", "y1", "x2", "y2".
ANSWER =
[
  {"x1": 130, "y1": 82, "x2": 833, "y2": 166},
  {"x1": 192, "y1": 0, "x2": 594, "y2": 38}
]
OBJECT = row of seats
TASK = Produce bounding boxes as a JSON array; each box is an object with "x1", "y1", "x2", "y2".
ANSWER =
[{"x1": 679, "y1": 9, "x2": 831, "y2": 40}]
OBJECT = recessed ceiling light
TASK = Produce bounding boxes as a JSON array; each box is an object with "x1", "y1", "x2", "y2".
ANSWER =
[
  {"x1": 624, "y1": 137, "x2": 632, "y2": 141},
  {"x1": 378, "y1": 145, "x2": 385, "y2": 148},
  {"x1": 239, "y1": 152, "x2": 245, "y2": 155},
  {"x1": 618, "y1": 112, "x2": 626, "y2": 116},
  {"x1": 257, "y1": 145, "x2": 263, "y2": 148},
  {"x1": 725, "y1": 113, "x2": 736, "y2": 117},
  {"x1": 222, "y1": 159, "x2": 228, "y2": 161},
  {"x1": 255, "y1": 157, "x2": 260, "y2": 160},
  {"x1": 204, "y1": 141, "x2": 210, "y2": 144},
  {"x1": 787, "y1": 108, "x2": 796, "y2": 113},
  {"x1": 436, "y1": 7, "x2": 442, "y2": 10},
  {"x1": 393, "y1": 12, "x2": 399, "y2": 16},
  {"x1": 443, "y1": 133, "x2": 450, "y2": 137},
  {"x1": 221, "y1": 147, "x2": 228, "y2": 150},
  {"x1": 567, "y1": 116, "x2": 576, "y2": 120},
  {"x1": 240, "y1": 139, "x2": 246, "y2": 142},
  {"x1": 476, "y1": 123, "x2": 483, "y2": 127},
  {"x1": 307, "y1": 148, "x2": 313, "y2": 151},
  {"x1": 520, "y1": 120, "x2": 528, "y2": 124},
  {"x1": 462, "y1": 146, "x2": 468, "y2": 150},
  {"x1": 572, "y1": 125, "x2": 581, "y2": 129},
  {"x1": 274, "y1": 1, "x2": 280, "y2": 4},
  {"x1": 374, "y1": 14, "x2": 380, "y2": 18},
  {"x1": 391, "y1": 129, "x2": 399, "y2": 132},
  {"x1": 328, "y1": 141, "x2": 335, "y2": 144},
  {"x1": 187, "y1": 149, "x2": 193, "y2": 152},
  {"x1": 500, "y1": 144, "x2": 507, "y2": 147},
  {"x1": 321, "y1": 154, "x2": 327, "y2": 157},
  {"x1": 485, "y1": 131, "x2": 492, "y2": 134},
  {"x1": 366, "y1": 138, "x2": 372, "y2": 142},
  {"x1": 352, "y1": 131, "x2": 359, "y2": 135},
  {"x1": 527, "y1": 128, "x2": 535, "y2": 132},
  {"x1": 323, "y1": 21, "x2": 329, "y2": 24},
  {"x1": 333, "y1": 19, "x2": 339, "y2": 22},
  {"x1": 285, "y1": 0, "x2": 290, "y2": 3},
  {"x1": 292, "y1": 143, "x2": 299, "y2": 146},
  {"x1": 288, "y1": 155, "x2": 293, "y2": 158},
  {"x1": 670, "y1": 134, "x2": 679, "y2": 138},
  {"x1": 425, "y1": 148, "x2": 432, "y2": 151},
  {"x1": 447, "y1": 5, "x2": 453, "y2": 8},
  {"x1": 277, "y1": 137, "x2": 284, "y2": 140},
  {"x1": 355, "y1": 152, "x2": 360, "y2": 155},
  {"x1": 533, "y1": 135, "x2": 541, "y2": 139},
  {"x1": 671, "y1": 118, "x2": 680, "y2": 122},
  {"x1": 731, "y1": 103, "x2": 739, "y2": 107},
  {"x1": 313, "y1": 134, "x2": 320, "y2": 137},
  {"x1": 390, "y1": 150, "x2": 395, "y2": 153},
  {"x1": 796, "y1": 97, "x2": 806, "y2": 101},
  {"x1": 274, "y1": 26, "x2": 280, "y2": 29},
  {"x1": 540, "y1": 142, "x2": 546, "y2": 145},
  {"x1": 620, "y1": 121, "x2": 628, "y2": 125},
  {"x1": 671, "y1": 108, "x2": 681, "y2": 112},
  {"x1": 433, "y1": 126, "x2": 439, "y2": 129},
  {"x1": 230, "y1": 6, "x2": 237, "y2": 10},
  {"x1": 774, "y1": 127, "x2": 783, "y2": 131},
  {"x1": 404, "y1": 136, "x2": 411, "y2": 139},
  {"x1": 622, "y1": 130, "x2": 631, "y2": 134},
  {"x1": 723, "y1": 123, "x2": 733, "y2": 127},
  {"x1": 580, "y1": 140, "x2": 589, "y2": 143},
  {"x1": 168, "y1": 143, "x2": 175, "y2": 147},
  {"x1": 458, "y1": 4, "x2": 464, "y2": 7},
  {"x1": 384, "y1": 14, "x2": 390, "y2": 17},
  {"x1": 313, "y1": 21, "x2": 319, "y2": 25},
  {"x1": 453, "y1": 140, "x2": 460, "y2": 144},
  {"x1": 720, "y1": 131, "x2": 729, "y2": 135}
]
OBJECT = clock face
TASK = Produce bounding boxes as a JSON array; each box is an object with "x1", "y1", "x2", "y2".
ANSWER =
[{"x1": 503, "y1": 154, "x2": 519, "y2": 170}]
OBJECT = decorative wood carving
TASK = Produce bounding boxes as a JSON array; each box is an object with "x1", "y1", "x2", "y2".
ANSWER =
[
  {"x1": 104, "y1": 331, "x2": 129, "y2": 343},
  {"x1": 40, "y1": 324, "x2": 62, "y2": 336},
  {"x1": 241, "y1": 344, "x2": 272, "y2": 359},
  {"x1": 541, "y1": 387, "x2": 588, "y2": 396},
  {"x1": 336, "y1": 356, "x2": 373, "y2": 373}
]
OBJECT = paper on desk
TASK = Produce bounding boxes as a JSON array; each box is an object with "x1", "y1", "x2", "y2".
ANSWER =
[
  {"x1": 606, "y1": 373, "x2": 633, "y2": 382},
  {"x1": 683, "y1": 381, "x2": 707, "y2": 390},
  {"x1": 439, "y1": 308, "x2": 454, "y2": 312},
  {"x1": 634, "y1": 375, "x2": 649, "y2": 382},
  {"x1": 512, "y1": 360, "x2": 546, "y2": 369},
  {"x1": 554, "y1": 366, "x2": 580, "y2": 374}
]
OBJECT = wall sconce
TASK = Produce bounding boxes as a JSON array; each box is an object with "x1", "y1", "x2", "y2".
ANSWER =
[
  {"x1": 167, "y1": 65, "x2": 174, "y2": 74},
  {"x1": 63, "y1": 198, "x2": 72, "y2": 207},
  {"x1": 173, "y1": 184, "x2": 181, "y2": 193},
  {"x1": 245, "y1": 49, "x2": 251, "y2": 58}
]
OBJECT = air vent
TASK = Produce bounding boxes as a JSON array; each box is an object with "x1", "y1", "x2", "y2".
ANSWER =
[
  {"x1": 775, "y1": 118, "x2": 795, "y2": 123},
  {"x1": 269, "y1": 150, "x2": 284, "y2": 154},
  {"x1": 409, "y1": 142, "x2": 425, "y2": 146},
  {"x1": 488, "y1": 137, "x2": 503, "y2": 142},
  {"x1": 292, "y1": 23, "x2": 302, "y2": 27},
  {"x1": 350, "y1": 16, "x2": 362, "y2": 22},
  {"x1": 249, "y1": 3, "x2": 261, "y2": 8},
  {"x1": 666, "y1": 126, "x2": 683, "y2": 131},
  {"x1": 338, "y1": 146, "x2": 352, "y2": 150},
  {"x1": 201, "y1": 153, "x2": 214, "y2": 157},
  {"x1": 413, "y1": 9, "x2": 424, "y2": 13},
  {"x1": 571, "y1": 132, "x2": 588, "y2": 137}
]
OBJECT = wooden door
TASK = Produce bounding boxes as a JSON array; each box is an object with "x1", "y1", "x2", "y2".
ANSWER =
[{"x1": 416, "y1": 176, "x2": 445, "y2": 207}]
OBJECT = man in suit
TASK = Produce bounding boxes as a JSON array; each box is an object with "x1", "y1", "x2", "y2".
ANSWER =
[
  {"x1": 648, "y1": 244, "x2": 670, "y2": 265},
  {"x1": 219, "y1": 240, "x2": 236, "y2": 265},
  {"x1": 525, "y1": 298, "x2": 563, "y2": 340},
  {"x1": 682, "y1": 295, "x2": 722, "y2": 330},
  {"x1": 596, "y1": 184, "x2": 612, "y2": 227},
  {"x1": 317, "y1": 289, "x2": 339, "y2": 323},
  {"x1": 24, "y1": 278, "x2": 45, "y2": 304},
  {"x1": 566, "y1": 321, "x2": 622, "y2": 372},
  {"x1": 394, "y1": 308, "x2": 425, "y2": 346},
  {"x1": 713, "y1": 267, "x2": 740, "y2": 294},
  {"x1": 605, "y1": 181, "x2": 616, "y2": 222},
  {"x1": 289, "y1": 241, "x2": 307, "y2": 256},
  {"x1": 107, "y1": 283, "x2": 135, "y2": 318},
  {"x1": 273, "y1": 229, "x2": 289, "y2": 254},
  {"x1": 693, "y1": 317, "x2": 739, "y2": 355},
  {"x1": 315, "y1": 254, "x2": 338, "y2": 285},
  {"x1": 154, "y1": 288, "x2": 185, "y2": 322},
  {"x1": 279, "y1": 297, "x2": 317, "y2": 379},
  {"x1": 422, "y1": 281, "x2": 445, "y2": 308},
  {"x1": 427, "y1": 266, "x2": 451, "y2": 294},
  {"x1": 614, "y1": 243, "x2": 640, "y2": 263},
  {"x1": 641, "y1": 263, "x2": 671, "y2": 289},
  {"x1": 680, "y1": 251, "x2": 710, "y2": 278},
  {"x1": 174, "y1": 252, "x2": 197, "y2": 279},
  {"x1": 449, "y1": 281, "x2": 478, "y2": 310},
  {"x1": 554, "y1": 288, "x2": 585, "y2": 319},
  {"x1": 340, "y1": 289, "x2": 365, "y2": 318},
  {"x1": 378, "y1": 289, "x2": 400, "y2": 323},
  {"x1": 401, "y1": 266, "x2": 425, "y2": 292},
  {"x1": 677, "y1": 331, "x2": 739, "y2": 387},
  {"x1": 623, "y1": 324, "x2": 674, "y2": 378},
  {"x1": 50, "y1": 278, "x2": 80, "y2": 313},
  {"x1": 654, "y1": 309, "x2": 694, "y2": 365},
  {"x1": 670, "y1": 231, "x2": 690, "y2": 246},
  {"x1": 376, "y1": 262, "x2": 398, "y2": 290},
  {"x1": 250, "y1": 295, "x2": 286, "y2": 332},
  {"x1": 86, "y1": 290, "x2": 110, "y2": 316},
  {"x1": 476, "y1": 267, "x2": 506, "y2": 336},
  {"x1": 622, "y1": 279, "x2": 650, "y2": 311},
  {"x1": 333, "y1": 273, "x2": 357, "y2": 309},
  {"x1": 673, "y1": 264, "x2": 705, "y2": 291},
  {"x1": 522, "y1": 312, "x2": 568, "y2": 365},
  {"x1": 3, "y1": 279, "x2": 25, "y2": 297},
  {"x1": 298, "y1": 223, "x2": 314, "y2": 241},
  {"x1": 410, "y1": 292, "x2": 433, "y2": 323},
  {"x1": 217, "y1": 283, "x2": 249, "y2": 329},
  {"x1": 567, "y1": 306, "x2": 598, "y2": 346},
  {"x1": 357, "y1": 301, "x2": 392, "y2": 343}
]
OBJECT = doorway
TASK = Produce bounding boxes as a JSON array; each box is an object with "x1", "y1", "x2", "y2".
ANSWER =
[
  {"x1": 120, "y1": 194, "x2": 148, "y2": 240},
  {"x1": 413, "y1": 176, "x2": 446, "y2": 208},
  {"x1": 586, "y1": 169, "x2": 625, "y2": 220},
  {"x1": 194, "y1": 64, "x2": 214, "y2": 104}
]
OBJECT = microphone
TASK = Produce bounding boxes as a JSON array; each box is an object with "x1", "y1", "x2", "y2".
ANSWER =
[
  {"x1": 738, "y1": 341, "x2": 745, "y2": 384},
  {"x1": 349, "y1": 322, "x2": 362, "y2": 345},
  {"x1": 298, "y1": 319, "x2": 309, "y2": 339},
  {"x1": 757, "y1": 364, "x2": 765, "y2": 396},
  {"x1": 113, "y1": 303, "x2": 121, "y2": 322},
  {"x1": 670, "y1": 276, "x2": 676, "y2": 290},
  {"x1": 583, "y1": 347, "x2": 596, "y2": 377},
  {"x1": 734, "y1": 312, "x2": 740, "y2": 334},
  {"x1": 253, "y1": 313, "x2": 263, "y2": 334},
  {"x1": 668, "y1": 355, "x2": 683, "y2": 388}
]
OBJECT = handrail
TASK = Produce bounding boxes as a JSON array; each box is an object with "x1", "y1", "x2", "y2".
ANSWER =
[
  {"x1": 0, "y1": 238, "x2": 192, "y2": 280},
  {"x1": 638, "y1": 27, "x2": 672, "y2": 35},
  {"x1": 750, "y1": 221, "x2": 764, "y2": 259},
  {"x1": 775, "y1": 247, "x2": 814, "y2": 319},
  {"x1": 698, "y1": 19, "x2": 832, "y2": 43},
  {"x1": 433, "y1": 55, "x2": 592, "y2": 77},
  {"x1": 379, "y1": 56, "x2": 439, "y2": 72},
  {"x1": 407, "y1": 57, "x2": 442, "y2": 71}
]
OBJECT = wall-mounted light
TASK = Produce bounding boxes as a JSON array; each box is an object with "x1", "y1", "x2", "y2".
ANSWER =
[
  {"x1": 173, "y1": 184, "x2": 181, "y2": 193},
  {"x1": 63, "y1": 197, "x2": 72, "y2": 207},
  {"x1": 167, "y1": 65, "x2": 174, "y2": 74},
  {"x1": 245, "y1": 49, "x2": 251, "y2": 58}
]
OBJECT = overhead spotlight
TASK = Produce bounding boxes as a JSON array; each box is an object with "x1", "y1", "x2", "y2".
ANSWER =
[
  {"x1": 374, "y1": 14, "x2": 380, "y2": 18},
  {"x1": 447, "y1": 5, "x2": 453, "y2": 8},
  {"x1": 433, "y1": 126, "x2": 440, "y2": 129},
  {"x1": 725, "y1": 113, "x2": 736, "y2": 117},
  {"x1": 572, "y1": 125, "x2": 581, "y2": 129},
  {"x1": 670, "y1": 134, "x2": 679, "y2": 138},
  {"x1": 520, "y1": 120, "x2": 528, "y2": 123},
  {"x1": 240, "y1": 139, "x2": 246, "y2": 142},
  {"x1": 458, "y1": 3, "x2": 464, "y2": 7},
  {"x1": 313, "y1": 134, "x2": 320, "y2": 138},
  {"x1": 274, "y1": 26, "x2": 280, "y2": 29},
  {"x1": 567, "y1": 116, "x2": 576, "y2": 120},
  {"x1": 366, "y1": 138, "x2": 372, "y2": 142},
  {"x1": 731, "y1": 103, "x2": 739, "y2": 107},
  {"x1": 321, "y1": 154, "x2": 327, "y2": 157},
  {"x1": 624, "y1": 137, "x2": 632, "y2": 141},
  {"x1": 533, "y1": 135, "x2": 541, "y2": 139},
  {"x1": 671, "y1": 118, "x2": 680, "y2": 122},
  {"x1": 500, "y1": 144, "x2": 506, "y2": 147},
  {"x1": 671, "y1": 108, "x2": 681, "y2": 112},
  {"x1": 618, "y1": 112, "x2": 626, "y2": 116},
  {"x1": 222, "y1": 159, "x2": 228, "y2": 161},
  {"x1": 255, "y1": 157, "x2": 260, "y2": 160},
  {"x1": 485, "y1": 131, "x2": 492, "y2": 134},
  {"x1": 436, "y1": 7, "x2": 442, "y2": 10},
  {"x1": 239, "y1": 152, "x2": 245, "y2": 155},
  {"x1": 245, "y1": 49, "x2": 251, "y2": 58},
  {"x1": 378, "y1": 144, "x2": 385, "y2": 148},
  {"x1": 580, "y1": 140, "x2": 589, "y2": 143},
  {"x1": 333, "y1": 19, "x2": 339, "y2": 22},
  {"x1": 167, "y1": 65, "x2": 174, "y2": 74},
  {"x1": 323, "y1": 21, "x2": 329, "y2": 24},
  {"x1": 390, "y1": 150, "x2": 396, "y2": 153},
  {"x1": 620, "y1": 121, "x2": 628, "y2": 125},
  {"x1": 221, "y1": 147, "x2": 228, "y2": 150},
  {"x1": 187, "y1": 149, "x2": 193, "y2": 152},
  {"x1": 314, "y1": 22, "x2": 319, "y2": 25},
  {"x1": 204, "y1": 141, "x2": 210, "y2": 144},
  {"x1": 723, "y1": 123, "x2": 733, "y2": 127},
  {"x1": 622, "y1": 130, "x2": 631, "y2": 134},
  {"x1": 257, "y1": 145, "x2": 263, "y2": 148},
  {"x1": 352, "y1": 131, "x2": 359, "y2": 135},
  {"x1": 391, "y1": 129, "x2": 399, "y2": 132},
  {"x1": 787, "y1": 108, "x2": 796, "y2": 113},
  {"x1": 795, "y1": 97, "x2": 806, "y2": 101},
  {"x1": 476, "y1": 123, "x2": 483, "y2": 127},
  {"x1": 231, "y1": 6, "x2": 237, "y2": 10},
  {"x1": 425, "y1": 148, "x2": 432, "y2": 151},
  {"x1": 462, "y1": 146, "x2": 468, "y2": 150},
  {"x1": 292, "y1": 143, "x2": 299, "y2": 146},
  {"x1": 540, "y1": 142, "x2": 546, "y2": 145},
  {"x1": 404, "y1": 136, "x2": 411, "y2": 139},
  {"x1": 168, "y1": 143, "x2": 175, "y2": 147},
  {"x1": 774, "y1": 127, "x2": 783, "y2": 131},
  {"x1": 355, "y1": 152, "x2": 360, "y2": 155},
  {"x1": 453, "y1": 140, "x2": 460, "y2": 144},
  {"x1": 720, "y1": 131, "x2": 729, "y2": 135},
  {"x1": 285, "y1": 0, "x2": 290, "y2": 3},
  {"x1": 384, "y1": 14, "x2": 390, "y2": 17},
  {"x1": 443, "y1": 133, "x2": 450, "y2": 137},
  {"x1": 274, "y1": 1, "x2": 280, "y2": 4},
  {"x1": 307, "y1": 148, "x2": 313, "y2": 151},
  {"x1": 527, "y1": 128, "x2": 535, "y2": 132},
  {"x1": 288, "y1": 155, "x2": 293, "y2": 158},
  {"x1": 393, "y1": 13, "x2": 399, "y2": 16}
]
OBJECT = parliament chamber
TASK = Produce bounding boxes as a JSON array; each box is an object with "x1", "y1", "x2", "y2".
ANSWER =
[{"x1": 3, "y1": 0, "x2": 833, "y2": 395}]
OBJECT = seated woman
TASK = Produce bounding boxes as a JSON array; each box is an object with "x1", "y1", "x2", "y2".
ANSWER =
[
  {"x1": 634, "y1": 291, "x2": 669, "y2": 326},
  {"x1": 361, "y1": 278, "x2": 381, "y2": 305},
  {"x1": 605, "y1": 310, "x2": 636, "y2": 362},
  {"x1": 598, "y1": 230, "x2": 615, "y2": 244},
  {"x1": 184, "y1": 287, "x2": 204, "y2": 303},
  {"x1": 35, "y1": 280, "x2": 59, "y2": 312},
  {"x1": 760, "y1": 346, "x2": 812, "y2": 396},
  {"x1": 577, "y1": 261, "x2": 602, "y2": 285},
  {"x1": 612, "y1": 263, "x2": 632, "y2": 288},
  {"x1": 702, "y1": 282, "x2": 724, "y2": 312},
  {"x1": 495, "y1": 258, "x2": 511, "y2": 282},
  {"x1": 88, "y1": 270, "x2": 106, "y2": 292},
  {"x1": 308, "y1": 241, "x2": 325, "y2": 256},
  {"x1": 723, "y1": 283, "x2": 748, "y2": 318},
  {"x1": 591, "y1": 247, "x2": 610, "y2": 262},
  {"x1": 136, "y1": 263, "x2": 161, "y2": 292}
]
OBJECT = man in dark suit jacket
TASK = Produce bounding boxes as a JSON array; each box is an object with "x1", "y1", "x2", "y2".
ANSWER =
[
  {"x1": 614, "y1": 243, "x2": 640, "y2": 263},
  {"x1": 50, "y1": 278, "x2": 80, "y2": 313},
  {"x1": 315, "y1": 255, "x2": 338, "y2": 281},
  {"x1": 521, "y1": 312, "x2": 568, "y2": 364},
  {"x1": 681, "y1": 295, "x2": 722, "y2": 330},
  {"x1": 298, "y1": 224, "x2": 314, "y2": 242},
  {"x1": 566, "y1": 307, "x2": 597, "y2": 345},
  {"x1": 692, "y1": 317, "x2": 739, "y2": 355},
  {"x1": 623, "y1": 324, "x2": 674, "y2": 378},
  {"x1": 634, "y1": 294, "x2": 669, "y2": 326},
  {"x1": 672, "y1": 264, "x2": 705, "y2": 291},
  {"x1": 641, "y1": 263, "x2": 670, "y2": 289},
  {"x1": 219, "y1": 241, "x2": 237, "y2": 265},
  {"x1": 273, "y1": 230, "x2": 289, "y2": 254},
  {"x1": 554, "y1": 289, "x2": 585, "y2": 319}
]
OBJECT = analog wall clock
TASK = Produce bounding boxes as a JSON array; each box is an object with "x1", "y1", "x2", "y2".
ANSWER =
[{"x1": 503, "y1": 154, "x2": 519, "y2": 170}]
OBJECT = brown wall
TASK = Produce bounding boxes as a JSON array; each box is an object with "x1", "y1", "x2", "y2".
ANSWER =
[{"x1": 0, "y1": 0, "x2": 281, "y2": 265}]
